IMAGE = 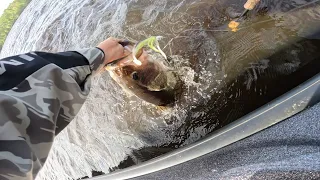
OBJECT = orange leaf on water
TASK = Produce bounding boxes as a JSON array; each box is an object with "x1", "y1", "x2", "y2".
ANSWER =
[{"x1": 228, "y1": 21, "x2": 240, "y2": 32}]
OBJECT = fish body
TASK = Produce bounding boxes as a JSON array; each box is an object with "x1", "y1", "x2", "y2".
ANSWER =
[{"x1": 106, "y1": 45, "x2": 182, "y2": 106}]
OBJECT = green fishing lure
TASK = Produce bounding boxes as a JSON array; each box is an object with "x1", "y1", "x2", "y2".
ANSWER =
[{"x1": 132, "y1": 36, "x2": 167, "y2": 65}]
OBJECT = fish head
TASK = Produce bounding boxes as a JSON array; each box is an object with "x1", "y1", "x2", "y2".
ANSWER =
[{"x1": 106, "y1": 46, "x2": 182, "y2": 106}]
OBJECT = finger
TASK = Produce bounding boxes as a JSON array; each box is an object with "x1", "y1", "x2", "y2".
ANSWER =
[
  {"x1": 119, "y1": 40, "x2": 131, "y2": 47},
  {"x1": 108, "y1": 37, "x2": 126, "y2": 43},
  {"x1": 119, "y1": 40, "x2": 136, "y2": 47},
  {"x1": 123, "y1": 44, "x2": 134, "y2": 53}
]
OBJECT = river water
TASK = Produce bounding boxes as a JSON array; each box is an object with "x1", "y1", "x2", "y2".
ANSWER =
[{"x1": 1, "y1": 0, "x2": 320, "y2": 179}]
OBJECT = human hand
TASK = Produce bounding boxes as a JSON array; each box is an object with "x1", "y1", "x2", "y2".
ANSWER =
[
  {"x1": 97, "y1": 37, "x2": 130, "y2": 66},
  {"x1": 244, "y1": 0, "x2": 260, "y2": 10}
]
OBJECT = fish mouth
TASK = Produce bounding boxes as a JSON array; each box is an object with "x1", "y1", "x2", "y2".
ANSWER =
[
  {"x1": 104, "y1": 56, "x2": 130, "y2": 71},
  {"x1": 105, "y1": 43, "x2": 144, "y2": 71},
  {"x1": 106, "y1": 36, "x2": 167, "y2": 71},
  {"x1": 105, "y1": 38, "x2": 183, "y2": 106}
]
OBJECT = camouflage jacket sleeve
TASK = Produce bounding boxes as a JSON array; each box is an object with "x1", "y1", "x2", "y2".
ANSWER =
[{"x1": 0, "y1": 48, "x2": 104, "y2": 180}]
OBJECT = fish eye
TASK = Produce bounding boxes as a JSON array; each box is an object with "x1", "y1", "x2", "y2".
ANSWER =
[{"x1": 132, "y1": 72, "x2": 139, "y2": 80}]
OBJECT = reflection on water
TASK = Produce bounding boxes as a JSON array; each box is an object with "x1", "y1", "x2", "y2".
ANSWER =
[{"x1": 1, "y1": 0, "x2": 320, "y2": 179}]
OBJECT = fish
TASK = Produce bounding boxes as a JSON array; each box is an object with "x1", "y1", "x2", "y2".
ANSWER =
[{"x1": 105, "y1": 41, "x2": 182, "y2": 106}]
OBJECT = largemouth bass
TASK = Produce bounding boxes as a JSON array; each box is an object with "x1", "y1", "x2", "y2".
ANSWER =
[{"x1": 106, "y1": 39, "x2": 182, "y2": 106}]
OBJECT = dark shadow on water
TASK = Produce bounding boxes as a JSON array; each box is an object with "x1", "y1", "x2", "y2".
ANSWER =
[{"x1": 109, "y1": 35, "x2": 320, "y2": 172}]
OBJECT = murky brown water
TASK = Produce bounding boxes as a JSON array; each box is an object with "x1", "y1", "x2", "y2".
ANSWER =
[{"x1": 1, "y1": 0, "x2": 320, "y2": 179}]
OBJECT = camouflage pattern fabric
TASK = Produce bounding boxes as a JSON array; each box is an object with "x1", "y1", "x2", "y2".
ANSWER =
[{"x1": 0, "y1": 48, "x2": 104, "y2": 180}]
